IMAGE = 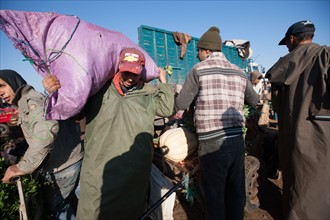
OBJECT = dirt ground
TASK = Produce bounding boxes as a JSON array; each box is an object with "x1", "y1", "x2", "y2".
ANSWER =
[{"x1": 172, "y1": 169, "x2": 283, "y2": 220}]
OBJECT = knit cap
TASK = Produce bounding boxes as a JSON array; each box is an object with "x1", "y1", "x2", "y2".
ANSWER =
[{"x1": 197, "y1": 26, "x2": 222, "y2": 51}]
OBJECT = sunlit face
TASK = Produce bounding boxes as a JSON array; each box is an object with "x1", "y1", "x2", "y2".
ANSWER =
[
  {"x1": 120, "y1": 71, "x2": 141, "y2": 88},
  {"x1": 0, "y1": 78, "x2": 15, "y2": 104}
]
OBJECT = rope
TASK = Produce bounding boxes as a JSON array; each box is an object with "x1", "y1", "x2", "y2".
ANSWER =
[
  {"x1": 12, "y1": 15, "x2": 80, "y2": 72},
  {"x1": 46, "y1": 16, "x2": 80, "y2": 64}
]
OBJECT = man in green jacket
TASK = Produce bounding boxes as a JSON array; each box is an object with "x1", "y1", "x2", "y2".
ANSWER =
[{"x1": 43, "y1": 48, "x2": 175, "y2": 220}]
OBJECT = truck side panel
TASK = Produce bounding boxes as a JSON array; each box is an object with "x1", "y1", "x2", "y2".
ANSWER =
[{"x1": 138, "y1": 25, "x2": 248, "y2": 85}]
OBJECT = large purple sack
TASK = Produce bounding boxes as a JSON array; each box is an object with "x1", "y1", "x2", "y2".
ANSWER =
[{"x1": 0, "y1": 10, "x2": 159, "y2": 120}]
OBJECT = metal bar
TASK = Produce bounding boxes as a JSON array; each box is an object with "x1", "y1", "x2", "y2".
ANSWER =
[
  {"x1": 138, "y1": 179, "x2": 184, "y2": 220},
  {"x1": 138, "y1": 164, "x2": 199, "y2": 220},
  {"x1": 11, "y1": 176, "x2": 28, "y2": 220},
  {"x1": 313, "y1": 115, "x2": 330, "y2": 120}
]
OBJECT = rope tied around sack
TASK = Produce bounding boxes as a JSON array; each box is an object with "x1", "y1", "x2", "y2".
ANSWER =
[{"x1": 11, "y1": 15, "x2": 81, "y2": 75}]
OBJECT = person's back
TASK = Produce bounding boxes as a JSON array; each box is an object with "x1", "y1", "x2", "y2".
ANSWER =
[
  {"x1": 266, "y1": 20, "x2": 330, "y2": 220},
  {"x1": 175, "y1": 26, "x2": 258, "y2": 220},
  {"x1": 192, "y1": 52, "x2": 252, "y2": 137}
]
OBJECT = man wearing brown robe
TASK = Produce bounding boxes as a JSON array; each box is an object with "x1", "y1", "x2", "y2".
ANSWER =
[{"x1": 266, "y1": 20, "x2": 330, "y2": 220}]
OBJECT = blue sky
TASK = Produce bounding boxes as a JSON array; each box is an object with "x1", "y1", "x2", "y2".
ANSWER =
[{"x1": 1, "y1": 0, "x2": 329, "y2": 92}]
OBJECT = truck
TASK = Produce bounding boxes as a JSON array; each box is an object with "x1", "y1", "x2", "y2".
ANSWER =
[{"x1": 137, "y1": 25, "x2": 263, "y2": 84}]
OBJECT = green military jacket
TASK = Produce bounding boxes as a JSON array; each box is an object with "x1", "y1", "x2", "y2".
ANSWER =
[{"x1": 77, "y1": 81, "x2": 174, "y2": 219}]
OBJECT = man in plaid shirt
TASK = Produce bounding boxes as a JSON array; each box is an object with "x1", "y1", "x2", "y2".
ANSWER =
[{"x1": 175, "y1": 26, "x2": 258, "y2": 220}]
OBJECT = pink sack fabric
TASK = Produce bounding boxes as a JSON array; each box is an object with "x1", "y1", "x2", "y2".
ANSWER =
[{"x1": 0, "y1": 10, "x2": 159, "y2": 120}]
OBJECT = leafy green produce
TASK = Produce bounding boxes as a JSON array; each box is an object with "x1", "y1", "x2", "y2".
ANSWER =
[{"x1": 1, "y1": 141, "x2": 42, "y2": 219}]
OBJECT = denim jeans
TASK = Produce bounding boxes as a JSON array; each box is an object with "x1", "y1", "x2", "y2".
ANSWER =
[
  {"x1": 41, "y1": 160, "x2": 82, "y2": 220},
  {"x1": 198, "y1": 135, "x2": 246, "y2": 220}
]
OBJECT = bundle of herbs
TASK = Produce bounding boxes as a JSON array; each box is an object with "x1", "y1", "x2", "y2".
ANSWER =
[{"x1": 0, "y1": 135, "x2": 43, "y2": 219}]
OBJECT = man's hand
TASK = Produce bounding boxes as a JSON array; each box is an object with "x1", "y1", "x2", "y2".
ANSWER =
[
  {"x1": 158, "y1": 68, "x2": 167, "y2": 83},
  {"x1": 42, "y1": 75, "x2": 61, "y2": 93},
  {"x1": 2, "y1": 165, "x2": 26, "y2": 183}
]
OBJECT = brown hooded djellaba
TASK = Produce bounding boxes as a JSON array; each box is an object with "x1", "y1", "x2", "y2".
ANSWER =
[{"x1": 266, "y1": 43, "x2": 330, "y2": 220}]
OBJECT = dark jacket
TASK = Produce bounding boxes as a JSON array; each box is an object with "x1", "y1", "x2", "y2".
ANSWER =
[{"x1": 266, "y1": 43, "x2": 330, "y2": 220}]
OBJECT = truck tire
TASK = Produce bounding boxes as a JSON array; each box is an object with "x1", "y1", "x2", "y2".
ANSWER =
[
  {"x1": 0, "y1": 124, "x2": 10, "y2": 137},
  {"x1": 245, "y1": 155, "x2": 260, "y2": 212}
]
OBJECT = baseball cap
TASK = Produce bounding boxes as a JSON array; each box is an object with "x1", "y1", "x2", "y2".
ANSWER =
[
  {"x1": 118, "y1": 48, "x2": 146, "y2": 74},
  {"x1": 278, "y1": 20, "x2": 315, "y2": 45}
]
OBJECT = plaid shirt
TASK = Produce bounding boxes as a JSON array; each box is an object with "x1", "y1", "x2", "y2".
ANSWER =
[{"x1": 175, "y1": 52, "x2": 258, "y2": 140}]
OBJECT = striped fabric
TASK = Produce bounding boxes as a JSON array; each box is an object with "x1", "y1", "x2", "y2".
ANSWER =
[{"x1": 193, "y1": 52, "x2": 247, "y2": 139}]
